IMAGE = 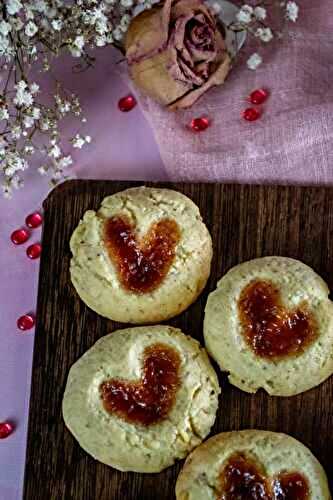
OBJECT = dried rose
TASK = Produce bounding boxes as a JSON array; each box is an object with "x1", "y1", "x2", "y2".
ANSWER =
[{"x1": 125, "y1": 0, "x2": 231, "y2": 110}]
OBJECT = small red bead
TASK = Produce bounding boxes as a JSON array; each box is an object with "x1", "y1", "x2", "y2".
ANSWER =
[
  {"x1": 11, "y1": 228, "x2": 30, "y2": 245},
  {"x1": 26, "y1": 212, "x2": 43, "y2": 229},
  {"x1": 26, "y1": 243, "x2": 42, "y2": 259},
  {"x1": 249, "y1": 88, "x2": 269, "y2": 105},
  {"x1": 118, "y1": 95, "x2": 137, "y2": 112},
  {"x1": 243, "y1": 107, "x2": 261, "y2": 122},
  {"x1": 0, "y1": 422, "x2": 14, "y2": 439},
  {"x1": 17, "y1": 314, "x2": 35, "y2": 331},
  {"x1": 190, "y1": 117, "x2": 210, "y2": 132}
]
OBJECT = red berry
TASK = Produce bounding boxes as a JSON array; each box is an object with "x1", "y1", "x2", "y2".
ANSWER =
[
  {"x1": 26, "y1": 212, "x2": 43, "y2": 229},
  {"x1": 0, "y1": 422, "x2": 14, "y2": 439},
  {"x1": 17, "y1": 314, "x2": 35, "y2": 331},
  {"x1": 249, "y1": 88, "x2": 269, "y2": 105},
  {"x1": 26, "y1": 243, "x2": 42, "y2": 259},
  {"x1": 243, "y1": 108, "x2": 261, "y2": 122},
  {"x1": 190, "y1": 117, "x2": 210, "y2": 132},
  {"x1": 118, "y1": 95, "x2": 137, "y2": 112},
  {"x1": 11, "y1": 228, "x2": 30, "y2": 245}
]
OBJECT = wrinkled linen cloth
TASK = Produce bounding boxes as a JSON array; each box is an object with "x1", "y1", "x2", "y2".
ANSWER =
[{"x1": 121, "y1": 0, "x2": 333, "y2": 184}]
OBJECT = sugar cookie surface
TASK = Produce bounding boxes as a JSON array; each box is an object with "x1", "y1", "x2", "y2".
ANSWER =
[
  {"x1": 176, "y1": 430, "x2": 331, "y2": 500},
  {"x1": 204, "y1": 257, "x2": 333, "y2": 396},
  {"x1": 62, "y1": 325, "x2": 220, "y2": 473},
  {"x1": 70, "y1": 187, "x2": 212, "y2": 323}
]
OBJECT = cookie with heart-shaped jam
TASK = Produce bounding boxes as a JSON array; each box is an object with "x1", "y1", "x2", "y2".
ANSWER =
[
  {"x1": 62, "y1": 326, "x2": 220, "y2": 472},
  {"x1": 175, "y1": 430, "x2": 331, "y2": 500},
  {"x1": 204, "y1": 257, "x2": 333, "y2": 396},
  {"x1": 70, "y1": 187, "x2": 212, "y2": 323}
]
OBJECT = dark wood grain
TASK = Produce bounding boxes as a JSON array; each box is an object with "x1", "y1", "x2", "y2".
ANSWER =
[{"x1": 24, "y1": 180, "x2": 333, "y2": 500}]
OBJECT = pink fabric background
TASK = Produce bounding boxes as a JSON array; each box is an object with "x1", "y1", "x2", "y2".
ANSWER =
[{"x1": 126, "y1": 0, "x2": 333, "y2": 184}]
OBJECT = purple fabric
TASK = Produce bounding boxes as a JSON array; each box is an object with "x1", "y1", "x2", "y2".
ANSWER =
[
  {"x1": 126, "y1": 0, "x2": 333, "y2": 184},
  {"x1": 0, "y1": 48, "x2": 165, "y2": 500}
]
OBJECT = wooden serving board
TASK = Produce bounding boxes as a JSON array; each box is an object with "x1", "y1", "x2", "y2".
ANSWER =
[{"x1": 24, "y1": 180, "x2": 333, "y2": 500}]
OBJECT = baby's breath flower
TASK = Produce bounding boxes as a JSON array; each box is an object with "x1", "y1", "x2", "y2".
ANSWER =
[
  {"x1": 236, "y1": 5, "x2": 253, "y2": 24},
  {"x1": 38, "y1": 165, "x2": 48, "y2": 175},
  {"x1": 6, "y1": 0, "x2": 23, "y2": 16},
  {"x1": 30, "y1": 83, "x2": 39, "y2": 94},
  {"x1": 255, "y1": 27, "x2": 273, "y2": 43},
  {"x1": 0, "y1": 107, "x2": 9, "y2": 121},
  {"x1": 0, "y1": 0, "x2": 300, "y2": 198},
  {"x1": 25, "y1": 21, "x2": 38, "y2": 37},
  {"x1": 286, "y1": 1, "x2": 299, "y2": 22},
  {"x1": 247, "y1": 52, "x2": 263, "y2": 70},
  {"x1": 71, "y1": 133, "x2": 91, "y2": 149},
  {"x1": 48, "y1": 143, "x2": 61, "y2": 158},
  {"x1": 0, "y1": 21, "x2": 11, "y2": 36},
  {"x1": 23, "y1": 115, "x2": 35, "y2": 128},
  {"x1": 254, "y1": 6, "x2": 266, "y2": 20},
  {"x1": 58, "y1": 155, "x2": 73, "y2": 169},
  {"x1": 14, "y1": 81, "x2": 34, "y2": 107},
  {"x1": 51, "y1": 19, "x2": 63, "y2": 31}
]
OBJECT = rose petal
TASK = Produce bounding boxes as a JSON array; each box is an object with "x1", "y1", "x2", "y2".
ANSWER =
[
  {"x1": 130, "y1": 49, "x2": 193, "y2": 105},
  {"x1": 177, "y1": 55, "x2": 205, "y2": 85},
  {"x1": 126, "y1": 0, "x2": 172, "y2": 64},
  {"x1": 168, "y1": 52, "x2": 231, "y2": 110},
  {"x1": 171, "y1": 0, "x2": 215, "y2": 26}
]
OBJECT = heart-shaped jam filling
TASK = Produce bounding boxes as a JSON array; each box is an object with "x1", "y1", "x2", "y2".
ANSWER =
[
  {"x1": 104, "y1": 216, "x2": 180, "y2": 293},
  {"x1": 100, "y1": 343, "x2": 181, "y2": 426},
  {"x1": 219, "y1": 453, "x2": 309, "y2": 500},
  {"x1": 238, "y1": 280, "x2": 318, "y2": 358}
]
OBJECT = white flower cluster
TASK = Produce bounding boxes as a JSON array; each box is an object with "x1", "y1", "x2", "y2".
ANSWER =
[
  {"x1": 0, "y1": 0, "x2": 155, "y2": 198},
  {"x1": 233, "y1": 1, "x2": 299, "y2": 70},
  {"x1": 0, "y1": 0, "x2": 300, "y2": 197}
]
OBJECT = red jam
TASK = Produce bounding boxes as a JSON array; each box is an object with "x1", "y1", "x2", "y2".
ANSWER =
[
  {"x1": 100, "y1": 343, "x2": 181, "y2": 426},
  {"x1": 273, "y1": 472, "x2": 309, "y2": 500},
  {"x1": 238, "y1": 280, "x2": 317, "y2": 358},
  {"x1": 219, "y1": 454, "x2": 309, "y2": 500},
  {"x1": 219, "y1": 453, "x2": 270, "y2": 500},
  {"x1": 104, "y1": 216, "x2": 180, "y2": 293}
]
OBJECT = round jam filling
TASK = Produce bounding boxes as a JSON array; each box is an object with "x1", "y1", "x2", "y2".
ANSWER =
[
  {"x1": 220, "y1": 453, "x2": 270, "y2": 500},
  {"x1": 104, "y1": 216, "x2": 180, "y2": 293},
  {"x1": 219, "y1": 453, "x2": 309, "y2": 500},
  {"x1": 238, "y1": 280, "x2": 317, "y2": 358},
  {"x1": 273, "y1": 473, "x2": 309, "y2": 500},
  {"x1": 100, "y1": 343, "x2": 181, "y2": 426}
]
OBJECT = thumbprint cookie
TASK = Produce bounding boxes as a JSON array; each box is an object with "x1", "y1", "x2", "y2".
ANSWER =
[
  {"x1": 62, "y1": 325, "x2": 220, "y2": 472},
  {"x1": 204, "y1": 257, "x2": 333, "y2": 396},
  {"x1": 70, "y1": 187, "x2": 212, "y2": 323},
  {"x1": 176, "y1": 430, "x2": 330, "y2": 500}
]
